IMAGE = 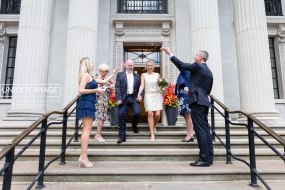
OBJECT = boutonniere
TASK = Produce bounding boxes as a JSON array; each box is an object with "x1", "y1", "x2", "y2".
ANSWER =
[{"x1": 134, "y1": 71, "x2": 137, "y2": 74}]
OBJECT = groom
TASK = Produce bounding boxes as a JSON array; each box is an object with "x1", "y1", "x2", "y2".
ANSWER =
[{"x1": 115, "y1": 60, "x2": 141, "y2": 144}]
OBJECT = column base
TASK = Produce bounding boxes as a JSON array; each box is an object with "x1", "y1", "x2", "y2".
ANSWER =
[
  {"x1": 236, "y1": 112, "x2": 285, "y2": 125},
  {"x1": 0, "y1": 111, "x2": 45, "y2": 127}
]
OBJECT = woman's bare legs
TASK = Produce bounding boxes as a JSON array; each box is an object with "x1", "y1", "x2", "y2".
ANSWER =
[
  {"x1": 153, "y1": 110, "x2": 161, "y2": 133},
  {"x1": 183, "y1": 113, "x2": 194, "y2": 140},
  {"x1": 79, "y1": 117, "x2": 93, "y2": 167},
  {"x1": 95, "y1": 119, "x2": 106, "y2": 142},
  {"x1": 148, "y1": 111, "x2": 155, "y2": 141}
]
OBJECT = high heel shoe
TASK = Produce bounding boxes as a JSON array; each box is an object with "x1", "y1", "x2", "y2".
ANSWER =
[
  {"x1": 94, "y1": 135, "x2": 106, "y2": 142},
  {"x1": 182, "y1": 136, "x2": 195, "y2": 142},
  {"x1": 78, "y1": 156, "x2": 93, "y2": 168},
  {"x1": 150, "y1": 136, "x2": 155, "y2": 142}
]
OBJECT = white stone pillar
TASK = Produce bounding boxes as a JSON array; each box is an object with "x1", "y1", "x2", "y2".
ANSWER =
[
  {"x1": 189, "y1": 0, "x2": 224, "y2": 102},
  {"x1": 233, "y1": 0, "x2": 277, "y2": 114},
  {"x1": 10, "y1": 0, "x2": 54, "y2": 113},
  {"x1": 276, "y1": 24, "x2": 285, "y2": 99},
  {"x1": 63, "y1": 0, "x2": 99, "y2": 105},
  {"x1": 0, "y1": 23, "x2": 7, "y2": 87}
]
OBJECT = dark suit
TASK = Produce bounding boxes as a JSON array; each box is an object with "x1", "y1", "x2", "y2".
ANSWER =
[
  {"x1": 171, "y1": 56, "x2": 214, "y2": 164},
  {"x1": 115, "y1": 71, "x2": 141, "y2": 140}
]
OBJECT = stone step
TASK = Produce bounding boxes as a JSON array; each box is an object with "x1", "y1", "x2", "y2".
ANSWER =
[
  {"x1": 0, "y1": 138, "x2": 283, "y2": 149},
  {"x1": 0, "y1": 130, "x2": 284, "y2": 138},
  {"x1": 11, "y1": 148, "x2": 283, "y2": 161},
  {"x1": 0, "y1": 160, "x2": 284, "y2": 185},
  {"x1": 0, "y1": 124, "x2": 283, "y2": 131},
  {"x1": 6, "y1": 181, "x2": 285, "y2": 190}
]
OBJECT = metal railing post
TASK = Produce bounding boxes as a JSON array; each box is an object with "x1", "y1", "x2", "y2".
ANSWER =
[
  {"x1": 2, "y1": 147, "x2": 15, "y2": 190},
  {"x1": 225, "y1": 110, "x2": 232, "y2": 164},
  {"x1": 36, "y1": 118, "x2": 48, "y2": 189},
  {"x1": 60, "y1": 111, "x2": 68, "y2": 165},
  {"x1": 74, "y1": 118, "x2": 79, "y2": 142},
  {"x1": 74, "y1": 100, "x2": 79, "y2": 142},
  {"x1": 210, "y1": 97, "x2": 215, "y2": 141},
  {"x1": 248, "y1": 118, "x2": 258, "y2": 187}
]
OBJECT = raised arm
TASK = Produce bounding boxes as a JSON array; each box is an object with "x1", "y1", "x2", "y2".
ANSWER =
[
  {"x1": 160, "y1": 47, "x2": 199, "y2": 73},
  {"x1": 95, "y1": 68, "x2": 121, "y2": 84}
]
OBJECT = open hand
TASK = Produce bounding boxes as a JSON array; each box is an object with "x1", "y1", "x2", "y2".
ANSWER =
[{"x1": 160, "y1": 47, "x2": 172, "y2": 55}]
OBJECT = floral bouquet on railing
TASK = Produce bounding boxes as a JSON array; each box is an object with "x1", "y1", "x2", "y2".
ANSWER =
[
  {"x1": 108, "y1": 89, "x2": 117, "y2": 109},
  {"x1": 156, "y1": 78, "x2": 169, "y2": 90},
  {"x1": 163, "y1": 83, "x2": 179, "y2": 108}
]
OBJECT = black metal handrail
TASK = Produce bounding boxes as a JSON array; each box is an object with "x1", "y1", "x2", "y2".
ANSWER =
[
  {"x1": 0, "y1": 95, "x2": 81, "y2": 190},
  {"x1": 209, "y1": 94, "x2": 285, "y2": 190}
]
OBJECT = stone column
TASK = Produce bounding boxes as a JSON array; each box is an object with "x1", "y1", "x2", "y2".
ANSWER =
[
  {"x1": 189, "y1": 0, "x2": 224, "y2": 102},
  {"x1": 63, "y1": 0, "x2": 99, "y2": 105},
  {"x1": 276, "y1": 24, "x2": 285, "y2": 99},
  {"x1": 0, "y1": 23, "x2": 7, "y2": 87},
  {"x1": 10, "y1": 0, "x2": 54, "y2": 113},
  {"x1": 233, "y1": 0, "x2": 277, "y2": 114}
]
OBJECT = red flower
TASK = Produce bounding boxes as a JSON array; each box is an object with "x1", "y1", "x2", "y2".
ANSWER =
[
  {"x1": 162, "y1": 83, "x2": 178, "y2": 108},
  {"x1": 108, "y1": 89, "x2": 117, "y2": 109}
]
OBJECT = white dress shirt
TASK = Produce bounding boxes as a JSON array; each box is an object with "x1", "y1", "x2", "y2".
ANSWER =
[{"x1": 126, "y1": 71, "x2": 134, "y2": 95}]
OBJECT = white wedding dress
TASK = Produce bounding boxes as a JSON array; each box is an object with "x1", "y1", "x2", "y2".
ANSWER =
[{"x1": 143, "y1": 72, "x2": 163, "y2": 111}]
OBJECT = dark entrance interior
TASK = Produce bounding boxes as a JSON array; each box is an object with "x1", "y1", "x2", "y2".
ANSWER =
[{"x1": 124, "y1": 46, "x2": 161, "y2": 123}]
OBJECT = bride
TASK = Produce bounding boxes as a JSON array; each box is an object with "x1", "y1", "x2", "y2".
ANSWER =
[{"x1": 137, "y1": 60, "x2": 163, "y2": 141}]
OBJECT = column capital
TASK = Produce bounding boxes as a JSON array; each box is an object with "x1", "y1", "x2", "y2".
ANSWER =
[
  {"x1": 115, "y1": 21, "x2": 124, "y2": 36},
  {"x1": 0, "y1": 23, "x2": 6, "y2": 47},
  {"x1": 161, "y1": 21, "x2": 170, "y2": 36},
  {"x1": 277, "y1": 24, "x2": 285, "y2": 43}
]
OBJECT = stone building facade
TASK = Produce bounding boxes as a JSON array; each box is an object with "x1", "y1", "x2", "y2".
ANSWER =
[{"x1": 0, "y1": 0, "x2": 285, "y2": 125}]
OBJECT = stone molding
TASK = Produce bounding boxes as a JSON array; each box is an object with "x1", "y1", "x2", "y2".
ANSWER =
[
  {"x1": 0, "y1": 23, "x2": 6, "y2": 47},
  {"x1": 278, "y1": 24, "x2": 285, "y2": 43},
  {"x1": 115, "y1": 21, "x2": 124, "y2": 36}
]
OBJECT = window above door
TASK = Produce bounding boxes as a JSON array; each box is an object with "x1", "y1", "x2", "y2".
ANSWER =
[
  {"x1": 125, "y1": 47, "x2": 161, "y2": 66},
  {"x1": 117, "y1": 0, "x2": 168, "y2": 14}
]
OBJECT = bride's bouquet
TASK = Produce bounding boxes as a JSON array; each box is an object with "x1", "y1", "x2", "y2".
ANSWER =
[{"x1": 156, "y1": 78, "x2": 169, "y2": 89}]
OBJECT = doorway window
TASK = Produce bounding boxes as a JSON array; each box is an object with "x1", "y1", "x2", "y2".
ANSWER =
[{"x1": 124, "y1": 47, "x2": 161, "y2": 66}]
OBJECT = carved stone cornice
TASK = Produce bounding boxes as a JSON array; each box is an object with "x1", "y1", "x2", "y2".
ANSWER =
[
  {"x1": 161, "y1": 22, "x2": 170, "y2": 36},
  {"x1": 278, "y1": 24, "x2": 285, "y2": 43},
  {"x1": 115, "y1": 21, "x2": 124, "y2": 36},
  {"x1": 0, "y1": 23, "x2": 6, "y2": 47}
]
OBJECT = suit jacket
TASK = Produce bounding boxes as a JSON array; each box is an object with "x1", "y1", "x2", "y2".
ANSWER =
[
  {"x1": 171, "y1": 56, "x2": 213, "y2": 107},
  {"x1": 115, "y1": 71, "x2": 141, "y2": 102}
]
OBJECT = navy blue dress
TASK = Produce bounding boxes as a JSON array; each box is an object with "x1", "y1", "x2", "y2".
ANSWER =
[
  {"x1": 76, "y1": 79, "x2": 98, "y2": 120},
  {"x1": 176, "y1": 71, "x2": 191, "y2": 116}
]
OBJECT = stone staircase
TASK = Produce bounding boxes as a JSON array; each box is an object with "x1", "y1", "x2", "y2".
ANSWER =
[{"x1": 0, "y1": 122, "x2": 285, "y2": 189}]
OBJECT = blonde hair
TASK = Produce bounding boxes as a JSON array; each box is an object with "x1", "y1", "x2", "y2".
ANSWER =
[
  {"x1": 144, "y1": 60, "x2": 154, "y2": 71},
  {"x1": 78, "y1": 57, "x2": 94, "y2": 84}
]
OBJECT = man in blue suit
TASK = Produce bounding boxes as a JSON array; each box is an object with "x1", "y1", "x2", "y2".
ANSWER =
[
  {"x1": 115, "y1": 60, "x2": 141, "y2": 144},
  {"x1": 161, "y1": 48, "x2": 214, "y2": 167}
]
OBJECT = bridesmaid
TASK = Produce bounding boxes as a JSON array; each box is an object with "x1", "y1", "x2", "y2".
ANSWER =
[
  {"x1": 137, "y1": 60, "x2": 163, "y2": 142},
  {"x1": 76, "y1": 57, "x2": 119, "y2": 168}
]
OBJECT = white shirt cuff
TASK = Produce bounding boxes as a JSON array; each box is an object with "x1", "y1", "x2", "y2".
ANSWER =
[{"x1": 169, "y1": 53, "x2": 174, "y2": 59}]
